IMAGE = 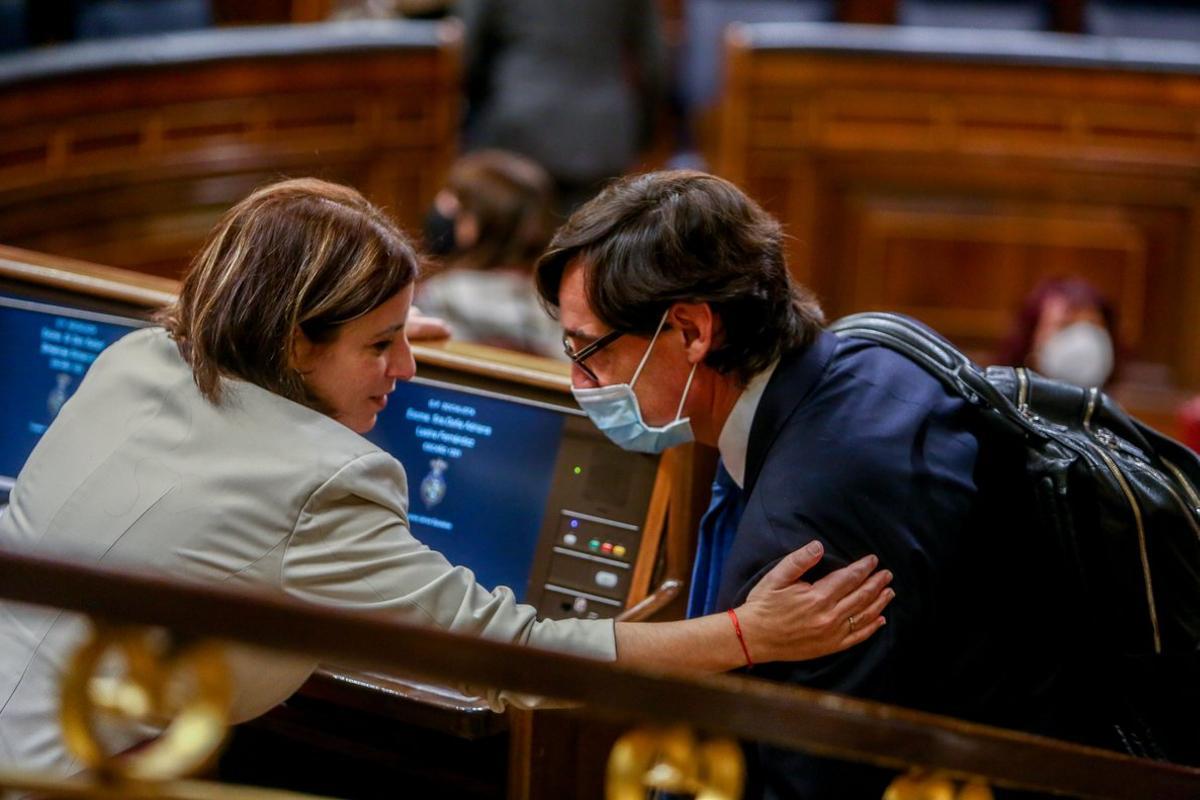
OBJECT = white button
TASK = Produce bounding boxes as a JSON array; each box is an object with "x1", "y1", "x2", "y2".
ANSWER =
[
  {"x1": 594, "y1": 570, "x2": 619, "y2": 589},
  {"x1": 563, "y1": 533, "x2": 578, "y2": 546},
  {"x1": 572, "y1": 596, "x2": 589, "y2": 614}
]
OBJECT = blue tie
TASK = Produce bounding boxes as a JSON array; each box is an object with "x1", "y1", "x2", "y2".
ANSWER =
[{"x1": 686, "y1": 460, "x2": 746, "y2": 618}]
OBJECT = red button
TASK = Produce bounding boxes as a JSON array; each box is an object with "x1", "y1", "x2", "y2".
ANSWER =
[{"x1": 600, "y1": 542, "x2": 614, "y2": 554}]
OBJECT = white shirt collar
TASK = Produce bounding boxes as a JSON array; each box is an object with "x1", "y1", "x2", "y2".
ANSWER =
[{"x1": 716, "y1": 360, "x2": 779, "y2": 489}]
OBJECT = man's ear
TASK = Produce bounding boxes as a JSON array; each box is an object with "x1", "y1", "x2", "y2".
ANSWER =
[{"x1": 668, "y1": 302, "x2": 720, "y2": 364}]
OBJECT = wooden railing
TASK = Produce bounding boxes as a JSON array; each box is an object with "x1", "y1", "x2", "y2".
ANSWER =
[{"x1": 0, "y1": 547, "x2": 1197, "y2": 800}]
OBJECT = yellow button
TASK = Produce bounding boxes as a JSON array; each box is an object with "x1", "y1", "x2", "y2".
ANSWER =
[{"x1": 613, "y1": 545, "x2": 627, "y2": 558}]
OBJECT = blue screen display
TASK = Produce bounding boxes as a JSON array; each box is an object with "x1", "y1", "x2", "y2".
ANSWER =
[
  {"x1": 0, "y1": 294, "x2": 566, "y2": 601},
  {"x1": 367, "y1": 379, "x2": 567, "y2": 600},
  {"x1": 0, "y1": 295, "x2": 142, "y2": 485}
]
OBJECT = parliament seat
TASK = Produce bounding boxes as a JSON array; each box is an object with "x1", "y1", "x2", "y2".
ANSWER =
[{"x1": 0, "y1": 19, "x2": 457, "y2": 279}]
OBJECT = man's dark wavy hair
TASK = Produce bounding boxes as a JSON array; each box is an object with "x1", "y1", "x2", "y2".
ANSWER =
[{"x1": 535, "y1": 170, "x2": 823, "y2": 383}]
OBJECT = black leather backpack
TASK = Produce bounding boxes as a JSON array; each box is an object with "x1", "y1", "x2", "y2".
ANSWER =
[{"x1": 829, "y1": 312, "x2": 1200, "y2": 659}]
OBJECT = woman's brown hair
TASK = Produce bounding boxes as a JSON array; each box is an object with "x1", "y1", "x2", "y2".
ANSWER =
[
  {"x1": 158, "y1": 177, "x2": 418, "y2": 405},
  {"x1": 445, "y1": 150, "x2": 556, "y2": 272}
]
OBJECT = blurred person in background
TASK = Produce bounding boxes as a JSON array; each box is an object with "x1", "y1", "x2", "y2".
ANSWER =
[
  {"x1": 457, "y1": 0, "x2": 668, "y2": 215},
  {"x1": 994, "y1": 276, "x2": 1120, "y2": 389},
  {"x1": 417, "y1": 150, "x2": 563, "y2": 358},
  {"x1": 1179, "y1": 395, "x2": 1200, "y2": 453}
]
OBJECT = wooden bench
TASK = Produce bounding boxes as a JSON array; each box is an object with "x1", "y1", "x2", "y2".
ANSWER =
[{"x1": 0, "y1": 19, "x2": 459, "y2": 278}]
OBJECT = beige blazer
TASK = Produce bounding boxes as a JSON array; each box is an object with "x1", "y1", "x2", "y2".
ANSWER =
[{"x1": 0, "y1": 327, "x2": 615, "y2": 776}]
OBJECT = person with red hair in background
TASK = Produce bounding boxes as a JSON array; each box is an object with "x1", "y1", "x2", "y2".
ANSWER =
[
  {"x1": 994, "y1": 277, "x2": 1120, "y2": 389},
  {"x1": 1179, "y1": 395, "x2": 1200, "y2": 453}
]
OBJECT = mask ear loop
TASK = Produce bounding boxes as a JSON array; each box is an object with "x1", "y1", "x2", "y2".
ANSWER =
[
  {"x1": 629, "y1": 310, "x2": 672, "y2": 389},
  {"x1": 673, "y1": 362, "x2": 699, "y2": 422},
  {"x1": 629, "y1": 309, "x2": 699, "y2": 424}
]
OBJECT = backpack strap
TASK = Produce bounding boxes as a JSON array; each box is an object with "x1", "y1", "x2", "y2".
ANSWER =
[{"x1": 828, "y1": 312, "x2": 1033, "y2": 438}]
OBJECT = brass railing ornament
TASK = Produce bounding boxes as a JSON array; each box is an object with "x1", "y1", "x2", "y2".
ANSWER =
[
  {"x1": 0, "y1": 622, "x2": 351, "y2": 798},
  {"x1": 607, "y1": 726, "x2": 744, "y2": 800},
  {"x1": 61, "y1": 621, "x2": 233, "y2": 783},
  {"x1": 884, "y1": 769, "x2": 995, "y2": 800}
]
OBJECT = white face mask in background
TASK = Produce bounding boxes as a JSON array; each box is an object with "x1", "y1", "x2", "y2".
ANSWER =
[
  {"x1": 571, "y1": 311, "x2": 698, "y2": 454},
  {"x1": 1036, "y1": 320, "x2": 1115, "y2": 388}
]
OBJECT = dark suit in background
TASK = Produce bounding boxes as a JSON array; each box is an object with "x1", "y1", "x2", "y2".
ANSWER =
[
  {"x1": 716, "y1": 330, "x2": 1118, "y2": 799},
  {"x1": 458, "y1": 0, "x2": 667, "y2": 213}
]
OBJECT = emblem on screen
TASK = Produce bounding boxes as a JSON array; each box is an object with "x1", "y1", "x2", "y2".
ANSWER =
[
  {"x1": 420, "y1": 458, "x2": 449, "y2": 508},
  {"x1": 47, "y1": 373, "x2": 73, "y2": 418}
]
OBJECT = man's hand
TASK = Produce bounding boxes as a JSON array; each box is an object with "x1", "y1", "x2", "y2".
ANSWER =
[{"x1": 736, "y1": 541, "x2": 893, "y2": 664}]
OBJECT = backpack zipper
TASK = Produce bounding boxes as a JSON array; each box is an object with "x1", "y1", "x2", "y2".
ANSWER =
[
  {"x1": 1083, "y1": 388, "x2": 1161, "y2": 654},
  {"x1": 1160, "y1": 459, "x2": 1200, "y2": 545}
]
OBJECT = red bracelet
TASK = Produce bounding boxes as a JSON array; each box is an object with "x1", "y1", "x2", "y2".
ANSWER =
[{"x1": 727, "y1": 608, "x2": 754, "y2": 667}]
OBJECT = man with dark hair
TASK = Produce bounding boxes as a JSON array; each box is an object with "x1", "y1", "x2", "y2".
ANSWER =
[{"x1": 535, "y1": 170, "x2": 1115, "y2": 798}]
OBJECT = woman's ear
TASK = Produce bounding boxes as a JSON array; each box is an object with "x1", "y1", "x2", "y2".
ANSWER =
[
  {"x1": 290, "y1": 327, "x2": 317, "y2": 373},
  {"x1": 668, "y1": 302, "x2": 718, "y2": 364}
]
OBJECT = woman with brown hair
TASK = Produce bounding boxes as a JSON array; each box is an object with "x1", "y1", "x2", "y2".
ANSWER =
[
  {"x1": 0, "y1": 178, "x2": 892, "y2": 778},
  {"x1": 417, "y1": 149, "x2": 564, "y2": 357}
]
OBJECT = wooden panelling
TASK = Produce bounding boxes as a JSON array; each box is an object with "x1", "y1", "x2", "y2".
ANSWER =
[
  {"x1": 845, "y1": 203, "x2": 1146, "y2": 349},
  {"x1": 0, "y1": 23, "x2": 459, "y2": 280},
  {"x1": 715, "y1": 38, "x2": 1200, "y2": 403}
]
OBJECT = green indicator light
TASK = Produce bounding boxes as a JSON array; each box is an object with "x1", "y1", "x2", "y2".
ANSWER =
[
  {"x1": 573, "y1": 466, "x2": 583, "y2": 475},
  {"x1": 588, "y1": 539, "x2": 601, "y2": 550}
]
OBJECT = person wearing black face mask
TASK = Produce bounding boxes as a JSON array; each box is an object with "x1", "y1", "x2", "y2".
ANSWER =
[
  {"x1": 422, "y1": 188, "x2": 459, "y2": 257},
  {"x1": 416, "y1": 150, "x2": 565, "y2": 358}
]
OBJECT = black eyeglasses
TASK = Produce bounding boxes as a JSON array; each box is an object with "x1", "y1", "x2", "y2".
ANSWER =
[{"x1": 562, "y1": 329, "x2": 624, "y2": 382}]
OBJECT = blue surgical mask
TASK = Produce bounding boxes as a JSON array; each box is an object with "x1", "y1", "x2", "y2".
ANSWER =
[{"x1": 572, "y1": 311, "x2": 698, "y2": 454}]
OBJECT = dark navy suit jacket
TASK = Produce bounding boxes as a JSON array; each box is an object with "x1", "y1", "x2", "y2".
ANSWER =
[{"x1": 715, "y1": 330, "x2": 1113, "y2": 799}]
